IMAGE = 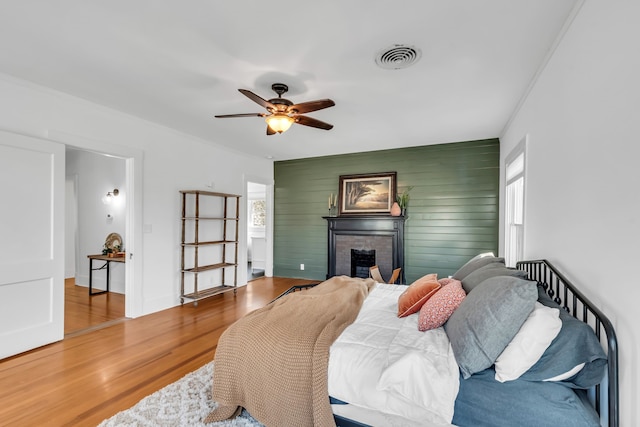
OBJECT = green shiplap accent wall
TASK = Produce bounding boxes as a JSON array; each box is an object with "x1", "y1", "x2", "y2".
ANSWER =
[{"x1": 274, "y1": 139, "x2": 500, "y2": 283}]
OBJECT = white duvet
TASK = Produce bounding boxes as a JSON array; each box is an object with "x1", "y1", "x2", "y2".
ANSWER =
[{"x1": 328, "y1": 283, "x2": 459, "y2": 426}]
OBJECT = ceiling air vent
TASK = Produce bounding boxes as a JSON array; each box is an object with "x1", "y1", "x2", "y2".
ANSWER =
[{"x1": 375, "y1": 44, "x2": 422, "y2": 70}]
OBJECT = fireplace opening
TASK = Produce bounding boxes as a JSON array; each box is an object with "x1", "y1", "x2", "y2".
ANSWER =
[{"x1": 351, "y1": 249, "x2": 376, "y2": 278}]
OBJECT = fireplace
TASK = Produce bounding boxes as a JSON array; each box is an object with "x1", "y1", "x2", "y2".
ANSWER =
[
  {"x1": 351, "y1": 249, "x2": 376, "y2": 278},
  {"x1": 325, "y1": 216, "x2": 405, "y2": 283}
]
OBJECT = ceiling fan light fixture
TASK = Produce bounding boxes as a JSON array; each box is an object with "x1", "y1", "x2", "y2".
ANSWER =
[
  {"x1": 265, "y1": 114, "x2": 294, "y2": 133},
  {"x1": 216, "y1": 84, "x2": 334, "y2": 134}
]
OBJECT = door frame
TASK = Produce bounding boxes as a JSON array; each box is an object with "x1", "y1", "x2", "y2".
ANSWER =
[
  {"x1": 48, "y1": 130, "x2": 144, "y2": 318},
  {"x1": 243, "y1": 174, "x2": 274, "y2": 281},
  {"x1": 64, "y1": 174, "x2": 79, "y2": 279}
]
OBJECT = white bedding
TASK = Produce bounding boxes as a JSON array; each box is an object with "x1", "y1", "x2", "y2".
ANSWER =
[{"x1": 328, "y1": 283, "x2": 459, "y2": 426}]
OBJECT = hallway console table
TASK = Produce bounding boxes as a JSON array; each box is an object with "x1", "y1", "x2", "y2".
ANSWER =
[{"x1": 87, "y1": 254, "x2": 125, "y2": 295}]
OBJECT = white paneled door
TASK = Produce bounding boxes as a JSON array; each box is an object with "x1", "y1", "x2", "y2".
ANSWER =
[{"x1": 0, "y1": 131, "x2": 65, "y2": 359}]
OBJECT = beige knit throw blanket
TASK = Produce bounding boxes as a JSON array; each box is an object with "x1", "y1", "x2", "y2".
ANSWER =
[{"x1": 204, "y1": 275, "x2": 375, "y2": 427}]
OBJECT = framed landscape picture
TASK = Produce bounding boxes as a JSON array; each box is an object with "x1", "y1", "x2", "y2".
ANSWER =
[{"x1": 338, "y1": 171, "x2": 397, "y2": 215}]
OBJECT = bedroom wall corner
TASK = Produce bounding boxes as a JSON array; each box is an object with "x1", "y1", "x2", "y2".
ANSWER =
[
  {"x1": 498, "y1": 2, "x2": 640, "y2": 424},
  {"x1": 0, "y1": 73, "x2": 274, "y2": 318}
]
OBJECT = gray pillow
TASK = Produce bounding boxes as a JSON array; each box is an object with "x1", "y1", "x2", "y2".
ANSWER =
[
  {"x1": 444, "y1": 276, "x2": 538, "y2": 379},
  {"x1": 452, "y1": 254, "x2": 504, "y2": 281},
  {"x1": 461, "y1": 263, "x2": 528, "y2": 293}
]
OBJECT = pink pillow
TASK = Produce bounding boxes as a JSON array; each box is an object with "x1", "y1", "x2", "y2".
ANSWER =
[
  {"x1": 397, "y1": 273, "x2": 440, "y2": 318},
  {"x1": 418, "y1": 279, "x2": 466, "y2": 331},
  {"x1": 438, "y1": 277, "x2": 457, "y2": 287}
]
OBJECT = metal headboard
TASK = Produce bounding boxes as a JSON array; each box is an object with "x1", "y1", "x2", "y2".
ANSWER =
[{"x1": 517, "y1": 260, "x2": 619, "y2": 427}]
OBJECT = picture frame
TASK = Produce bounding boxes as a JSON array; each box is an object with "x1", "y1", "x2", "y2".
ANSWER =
[{"x1": 338, "y1": 172, "x2": 397, "y2": 215}]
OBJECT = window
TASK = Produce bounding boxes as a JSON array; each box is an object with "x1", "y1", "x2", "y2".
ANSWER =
[
  {"x1": 250, "y1": 199, "x2": 266, "y2": 227},
  {"x1": 504, "y1": 138, "x2": 526, "y2": 267}
]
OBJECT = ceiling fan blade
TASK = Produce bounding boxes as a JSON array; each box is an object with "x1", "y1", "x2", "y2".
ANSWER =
[
  {"x1": 294, "y1": 115, "x2": 334, "y2": 130},
  {"x1": 266, "y1": 125, "x2": 276, "y2": 135},
  {"x1": 288, "y1": 99, "x2": 335, "y2": 114},
  {"x1": 214, "y1": 113, "x2": 266, "y2": 118},
  {"x1": 239, "y1": 89, "x2": 277, "y2": 111}
]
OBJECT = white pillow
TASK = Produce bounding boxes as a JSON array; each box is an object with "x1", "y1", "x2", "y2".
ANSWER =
[{"x1": 494, "y1": 302, "x2": 562, "y2": 382}]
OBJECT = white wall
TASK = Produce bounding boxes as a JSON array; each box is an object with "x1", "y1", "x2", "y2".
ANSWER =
[
  {"x1": 500, "y1": 2, "x2": 639, "y2": 424},
  {"x1": 66, "y1": 149, "x2": 126, "y2": 293},
  {"x1": 0, "y1": 73, "x2": 273, "y2": 316}
]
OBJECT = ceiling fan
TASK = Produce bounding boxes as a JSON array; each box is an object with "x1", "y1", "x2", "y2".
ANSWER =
[{"x1": 215, "y1": 83, "x2": 335, "y2": 135}]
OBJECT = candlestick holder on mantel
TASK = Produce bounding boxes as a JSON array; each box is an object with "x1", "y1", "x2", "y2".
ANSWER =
[{"x1": 327, "y1": 193, "x2": 338, "y2": 217}]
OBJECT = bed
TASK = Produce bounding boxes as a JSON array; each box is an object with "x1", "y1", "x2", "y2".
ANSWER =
[{"x1": 206, "y1": 257, "x2": 619, "y2": 427}]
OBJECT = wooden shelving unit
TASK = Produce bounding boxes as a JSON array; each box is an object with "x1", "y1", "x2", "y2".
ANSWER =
[{"x1": 180, "y1": 190, "x2": 240, "y2": 306}]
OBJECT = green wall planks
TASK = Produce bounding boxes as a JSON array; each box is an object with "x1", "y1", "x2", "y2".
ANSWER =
[{"x1": 273, "y1": 139, "x2": 500, "y2": 282}]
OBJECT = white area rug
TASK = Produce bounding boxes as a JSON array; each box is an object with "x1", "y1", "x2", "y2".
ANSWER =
[{"x1": 98, "y1": 362, "x2": 263, "y2": 427}]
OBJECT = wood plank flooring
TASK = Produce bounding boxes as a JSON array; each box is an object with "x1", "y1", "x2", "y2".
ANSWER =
[
  {"x1": 0, "y1": 277, "x2": 318, "y2": 426},
  {"x1": 64, "y1": 278, "x2": 126, "y2": 336}
]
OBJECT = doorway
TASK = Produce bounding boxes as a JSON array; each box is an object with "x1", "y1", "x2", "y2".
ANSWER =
[
  {"x1": 247, "y1": 182, "x2": 267, "y2": 281},
  {"x1": 64, "y1": 147, "x2": 127, "y2": 336},
  {"x1": 0, "y1": 129, "x2": 142, "y2": 358}
]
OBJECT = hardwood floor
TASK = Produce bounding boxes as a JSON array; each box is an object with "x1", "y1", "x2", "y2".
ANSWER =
[
  {"x1": 64, "y1": 278, "x2": 125, "y2": 336},
  {"x1": 0, "y1": 277, "x2": 318, "y2": 426}
]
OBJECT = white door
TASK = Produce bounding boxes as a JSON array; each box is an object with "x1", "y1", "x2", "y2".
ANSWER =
[{"x1": 0, "y1": 130, "x2": 65, "y2": 359}]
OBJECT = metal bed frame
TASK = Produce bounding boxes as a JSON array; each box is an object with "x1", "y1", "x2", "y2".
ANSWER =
[
  {"x1": 275, "y1": 260, "x2": 620, "y2": 427},
  {"x1": 272, "y1": 284, "x2": 319, "y2": 301},
  {"x1": 517, "y1": 259, "x2": 619, "y2": 427}
]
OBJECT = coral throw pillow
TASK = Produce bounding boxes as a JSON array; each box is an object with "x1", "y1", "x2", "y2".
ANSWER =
[
  {"x1": 418, "y1": 279, "x2": 466, "y2": 331},
  {"x1": 397, "y1": 273, "x2": 440, "y2": 317}
]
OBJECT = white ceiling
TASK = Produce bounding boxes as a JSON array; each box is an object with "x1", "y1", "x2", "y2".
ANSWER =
[{"x1": 0, "y1": 0, "x2": 579, "y2": 161}]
